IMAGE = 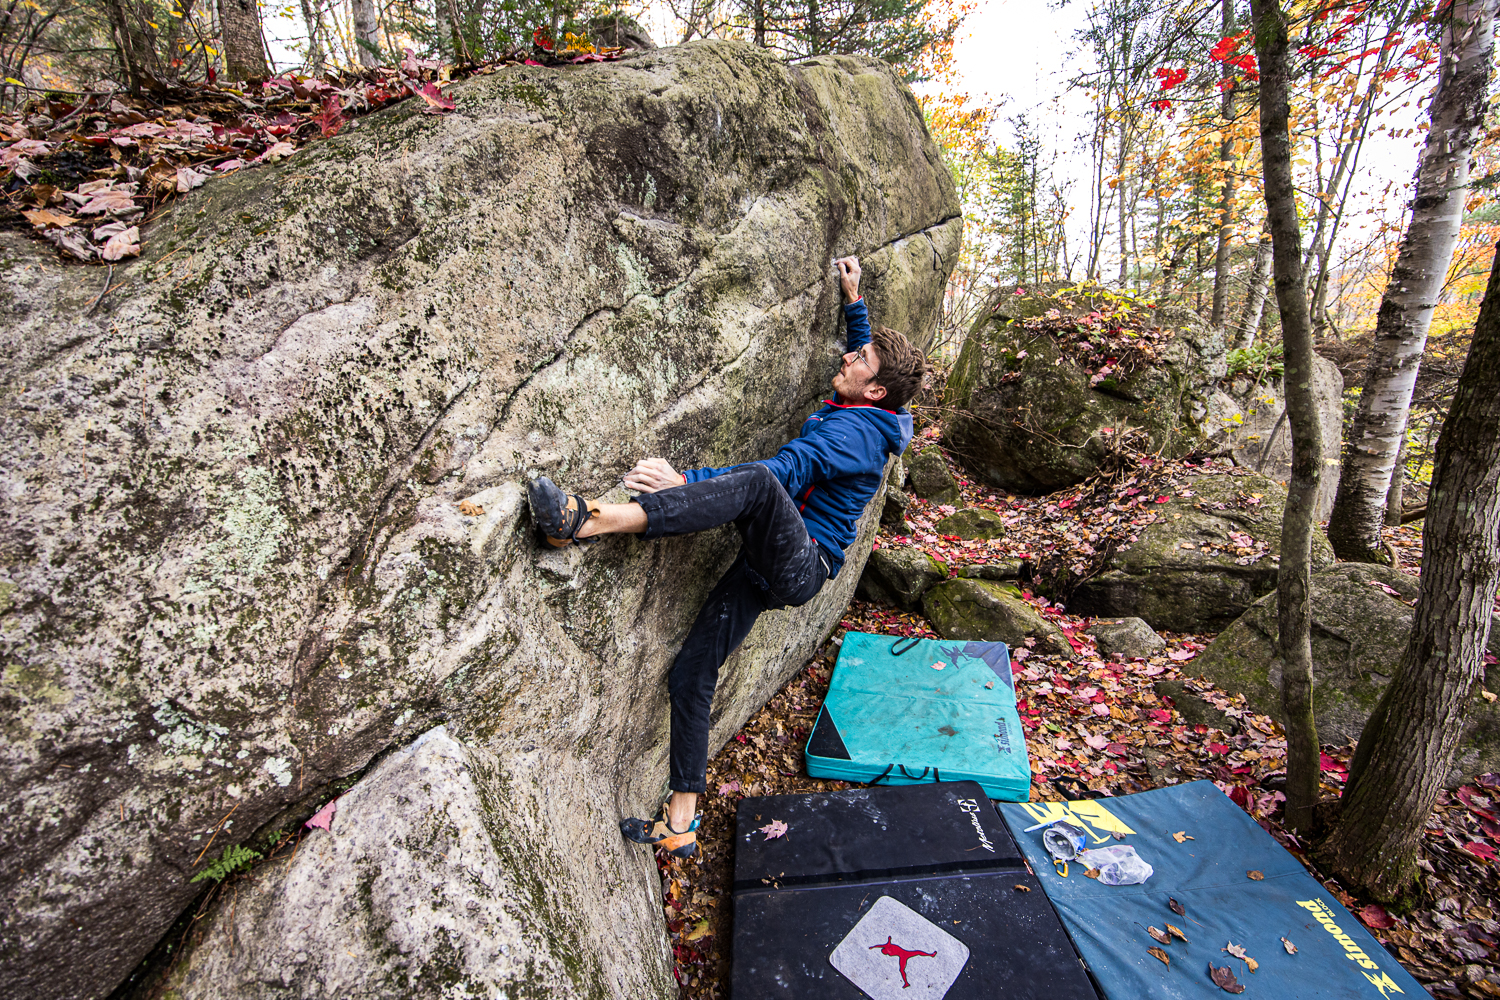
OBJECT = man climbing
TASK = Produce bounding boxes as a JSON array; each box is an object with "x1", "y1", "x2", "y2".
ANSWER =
[{"x1": 526, "y1": 256, "x2": 922, "y2": 858}]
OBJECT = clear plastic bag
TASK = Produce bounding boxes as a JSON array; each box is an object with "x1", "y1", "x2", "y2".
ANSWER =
[{"x1": 1076, "y1": 845, "x2": 1154, "y2": 885}]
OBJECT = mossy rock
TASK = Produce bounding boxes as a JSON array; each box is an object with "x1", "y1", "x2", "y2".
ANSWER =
[
  {"x1": 1192, "y1": 563, "x2": 1500, "y2": 785},
  {"x1": 922, "y1": 578, "x2": 1071, "y2": 655},
  {"x1": 943, "y1": 284, "x2": 1226, "y2": 494},
  {"x1": 956, "y1": 559, "x2": 1024, "y2": 581},
  {"x1": 856, "y1": 545, "x2": 948, "y2": 610},
  {"x1": 880, "y1": 487, "x2": 912, "y2": 529},
  {"x1": 907, "y1": 446, "x2": 959, "y2": 503},
  {"x1": 935, "y1": 507, "x2": 1005, "y2": 540},
  {"x1": 1068, "y1": 471, "x2": 1334, "y2": 633}
]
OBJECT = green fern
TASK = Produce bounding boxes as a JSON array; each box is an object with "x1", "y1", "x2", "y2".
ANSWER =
[{"x1": 190, "y1": 843, "x2": 262, "y2": 884}]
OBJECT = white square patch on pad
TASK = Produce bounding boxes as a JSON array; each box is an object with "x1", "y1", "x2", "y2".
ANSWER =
[{"x1": 829, "y1": 895, "x2": 970, "y2": 999}]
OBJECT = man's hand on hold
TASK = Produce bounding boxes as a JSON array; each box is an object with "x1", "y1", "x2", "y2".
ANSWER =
[
  {"x1": 624, "y1": 457, "x2": 683, "y2": 493},
  {"x1": 834, "y1": 256, "x2": 861, "y2": 303}
]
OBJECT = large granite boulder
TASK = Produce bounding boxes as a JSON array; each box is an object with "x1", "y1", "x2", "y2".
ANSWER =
[
  {"x1": 1068, "y1": 470, "x2": 1336, "y2": 633},
  {"x1": 943, "y1": 284, "x2": 1228, "y2": 494},
  {"x1": 0, "y1": 43, "x2": 959, "y2": 1000},
  {"x1": 1202, "y1": 354, "x2": 1344, "y2": 520},
  {"x1": 923, "y1": 579, "x2": 1072, "y2": 655},
  {"x1": 1192, "y1": 564, "x2": 1500, "y2": 784}
]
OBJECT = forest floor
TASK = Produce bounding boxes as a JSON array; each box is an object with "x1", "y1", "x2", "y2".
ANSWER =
[{"x1": 650, "y1": 440, "x2": 1500, "y2": 1000}]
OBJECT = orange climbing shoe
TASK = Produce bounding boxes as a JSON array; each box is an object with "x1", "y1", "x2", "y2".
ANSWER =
[{"x1": 621, "y1": 802, "x2": 700, "y2": 859}]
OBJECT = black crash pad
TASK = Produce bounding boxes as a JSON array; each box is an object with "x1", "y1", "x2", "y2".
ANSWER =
[{"x1": 731, "y1": 782, "x2": 1102, "y2": 1000}]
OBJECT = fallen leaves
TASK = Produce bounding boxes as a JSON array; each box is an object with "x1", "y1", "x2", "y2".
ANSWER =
[
  {"x1": 1281, "y1": 937, "x2": 1297, "y2": 955},
  {"x1": 417, "y1": 81, "x2": 457, "y2": 113},
  {"x1": 1359, "y1": 903, "x2": 1396, "y2": 929},
  {"x1": 457, "y1": 500, "x2": 484, "y2": 516},
  {"x1": 758, "y1": 819, "x2": 788, "y2": 841},
  {"x1": 1173, "y1": 830, "x2": 1194, "y2": 843},
  {"x1": 1169, "y1": 897, "x2": 1186, "y2": 916},
  {"x1": 101, "y1": 226, "x2": 141, "y2": 261},
  {"x1": 1246, "y1": 870, "x2": 1264, "y2": 880},
  {"x1": 1166, "y1": 923, "x2": 1188, "y2": 942},
  {"x1": 1224, "y1": 942, "x2": 1258, "y2": 972},
  {"x1": 1148, "y1": 925, "x2": 1171, "y2": 944},
  {"x1": 21, "y1": 208, "x2": 77, "y2": 228},
  {"x1": 1209, "y1": 963, "x2": 1246, "y2": 993},
  {"x1": 1149, "y1": 946, "x2": 1171, "y2": 965},
  {"x1": 304, "y1": 799, "x2": 337, "y2": 832}
]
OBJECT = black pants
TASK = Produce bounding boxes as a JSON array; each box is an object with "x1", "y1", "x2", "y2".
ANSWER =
[{"x1": 635, "y1": 464, "x2": 830, "y2": 794}]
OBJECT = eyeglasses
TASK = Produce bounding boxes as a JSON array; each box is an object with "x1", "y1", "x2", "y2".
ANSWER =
[{"x1": 848, "y1": 347, "x2": 875, "y2": 374}]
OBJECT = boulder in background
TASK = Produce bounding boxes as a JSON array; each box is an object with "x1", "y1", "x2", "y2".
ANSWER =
[
  {"x1": 1202, "y1": 354, "x2": 1344, "y2": 520},
  {"x1": 1191, "y1": 563, "x2": 1500, "y2": 785},
  {"x1": 857, "y1": 545, "x2": 948, "y2": 610},
  {"x1": 1086, "y1": 617, "x2": 1166, "y2": 659},
  {"x1": 943, "y1": 285, "x2": 1227, "y2": 494},
  {"x1": 906, "y1": 445, "x2": 960, "y2": 502},
  {"x1": 1069, "y1": 471, "x2": 1335, "y2": 633},
  {"x1": 923, "y1": 579, "x2": 1071, "y2": 655}
]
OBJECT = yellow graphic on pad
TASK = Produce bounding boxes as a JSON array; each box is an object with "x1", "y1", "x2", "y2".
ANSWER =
[{"x1": 1019, "y1": 800, "x2": 1136, "y2": 843}]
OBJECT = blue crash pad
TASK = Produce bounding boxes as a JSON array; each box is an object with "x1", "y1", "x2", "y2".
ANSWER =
[
  {"x1": 997, "y1": 781, "x2": 1428, "y2": 1000},
  {"x1": 804, "y1": 631, "x2": 1031, "y2": 800}
]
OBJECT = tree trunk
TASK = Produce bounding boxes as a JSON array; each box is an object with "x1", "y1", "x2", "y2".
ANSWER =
[
  {"x1": 1234, "y1": 235, "x2": 1274, "y2": 350},
  {"x1": 217, "y1": 0, "x2": 269, "y2": 80},
  {"x1": 298, "y1": 0, "x2": 325, "y2": 74},
  {"x1": 1319, "y1": 243, "x2": 1500, "y2": 903},
  {"x1": 1385, "y1": 436, "x2": 1406, "y2": 527},
  {"x1": 351, "y1": 0, "x2": 380, "y2": 67},
  {"x1": 1251, "y1": 0, "x2": 1323, "y2": 835},
  {"x1": 1326, "y1": 0, "x2": 1497, "y2": 563},
  {"x1": 753, "y1": 0, "x2": 765, "y2": 46},
  {"x1": 102, "y1": 0, "x2": 161, "y2": 92},
  {"x1": 1210, "y1": 0, "x2": 1238, "y2": 327}
]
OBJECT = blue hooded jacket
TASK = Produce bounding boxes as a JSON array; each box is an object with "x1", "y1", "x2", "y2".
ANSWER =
[{"x1": 681, "y1": 299, "x2": 915, "y2": 577}]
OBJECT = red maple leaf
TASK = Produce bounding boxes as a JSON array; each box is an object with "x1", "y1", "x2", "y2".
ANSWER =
[{"x1": 317, "y1": 95, "x2": 344, "y2": 137}]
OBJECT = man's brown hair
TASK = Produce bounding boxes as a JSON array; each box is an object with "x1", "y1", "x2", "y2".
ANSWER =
[{"x1": 870, "y1": 326, "x2": 925, "y2": 411}]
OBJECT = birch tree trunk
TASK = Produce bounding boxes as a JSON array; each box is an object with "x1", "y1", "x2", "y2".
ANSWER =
[
  {"x1": 1251, "y1": 0, "x2": 1323, "y2": 834},
  {"x1": 351, "y1": 0, "x2": 380, "y2": 67},
  {"x1": 217, "y1": 0, "x2": 269, "y2": 80},
  {"x1": 1210, "y1": 0, "x2": 1238, "y2": 327},
  {"x1": 1326, "y1": 0, "x2": 1497, "y2": 563},
  {"x1": 1319, "y1": 244, "x2": 1500, "y2": 903},
  {"x1": 1234, "y1": 236, "x2": 1273, "y2": 350}
]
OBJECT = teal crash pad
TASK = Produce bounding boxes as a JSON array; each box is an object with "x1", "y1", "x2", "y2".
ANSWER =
[{"x1": 805, "y1": 631, "x2": 1031, "y2": 800}]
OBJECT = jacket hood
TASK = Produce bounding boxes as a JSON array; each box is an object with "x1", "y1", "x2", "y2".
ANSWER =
[{"x1": 823, "y1": 399, "x2": 914, "y2": 457}]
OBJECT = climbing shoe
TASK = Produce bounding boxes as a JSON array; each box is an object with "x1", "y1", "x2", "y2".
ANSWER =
[
  {"x1": 621, "y1": 802, "x2": 700, "y2": 859},
  {"x1": 527, "y1": 476, "x2": 601, "y2": 547}
]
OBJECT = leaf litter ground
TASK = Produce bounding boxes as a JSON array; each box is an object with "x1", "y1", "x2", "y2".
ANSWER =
[{"x1": 652, "y1": 438, "x2": 1500, "y2": 1000}]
